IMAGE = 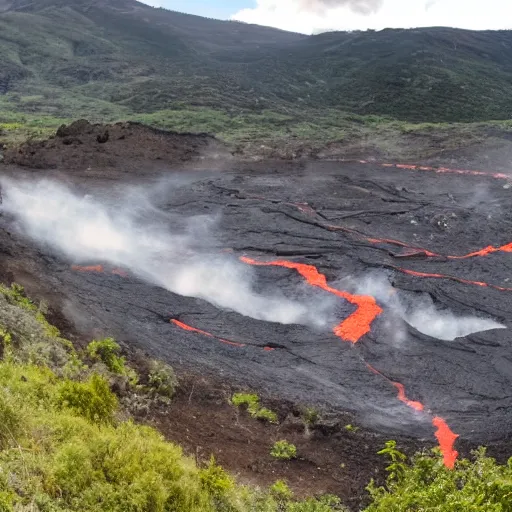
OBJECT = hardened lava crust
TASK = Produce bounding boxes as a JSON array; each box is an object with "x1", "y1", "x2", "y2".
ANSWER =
[{"x1": 1, "y1": 133, "x2": 512, "y2": 462}]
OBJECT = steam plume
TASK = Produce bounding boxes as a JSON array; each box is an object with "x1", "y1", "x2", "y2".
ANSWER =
[
  {"x1": 347, "y1": 272, "x2": 505, "y2": 341},
  {"x1": 0, "y1": 178, "x2": 333, "y2": 327}
]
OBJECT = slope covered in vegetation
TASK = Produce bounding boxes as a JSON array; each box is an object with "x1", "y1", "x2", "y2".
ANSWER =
[{"x1": 1, "y1": 1, "x2": 512, "y2": 123}]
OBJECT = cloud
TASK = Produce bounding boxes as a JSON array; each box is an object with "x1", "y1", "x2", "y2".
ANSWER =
[{"x1": 232, "y1": 0, "x2": 512, "y2": 35}]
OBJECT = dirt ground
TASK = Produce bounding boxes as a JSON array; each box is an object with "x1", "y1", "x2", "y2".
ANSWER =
[{"x1": 2, "y1": 120, "x2": 512, "y2": 509}]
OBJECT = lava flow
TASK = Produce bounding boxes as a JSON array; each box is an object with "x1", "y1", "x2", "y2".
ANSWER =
[
  {"x1": 72, "y1": 264, "x2": 104, "y2": 273},
  {"x1": 366, "y1": 363, "x2": 458, "y2": 468},
  {"x1": 240, "y1": 257, "x2": 458, "y2": 468},
  {"x1": 71, "y1": 264, "x2": 129, "y2": 278},
  {"x1": 171, "y1": 319, "x2": 246, "y2": 348},
  {"x1": 432, "y1": 417, "x2": 459, "y2": 470},
  {"x1": 240, "y1": 257, "x2": 382, "y2": 343},
  {"x1": 396, "y1": 267, "x2": 512, "y2": 292},
  {"x1": 357, "y1": 159, "x2": 510, "y2": 180}
]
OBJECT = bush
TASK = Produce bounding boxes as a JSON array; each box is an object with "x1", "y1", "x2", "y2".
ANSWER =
[
  {"x1": 301, "y1": 407, "x2": 319, "y2": 427},
  {"x1": 231, "y1": 393, "x2": 278, "y2": 424},
  {"x1": 147, "y1": 359, "x2": 177, "y2": 399},
  {"x1": 86, "y1": 338, "x2": 126, "y2": 374},
  {"x1": 230, "y1": 393, "x2": 259, "y2": 413},
  {"x1": 270, "y1": 480, "x2": 293, "y2": 501},
  {"x1": 271, "y1": 441, "x2": 297, "y2": 461},
  {"x1": 254, "y1": 407, "x2": 278, "y2": 424},
  {"x1": 56, "y1": 373, "x2": 118, "y2": 424},
  {"x1": 199, "y1": 455, "x2": 235, "y2": 500},
  {"x1": 365, "y1": 443, "x2": 512, "y2": 511}
]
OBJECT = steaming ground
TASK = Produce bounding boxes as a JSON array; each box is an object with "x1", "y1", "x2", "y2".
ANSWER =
[{"x1": 1, "y1": 160, "x2": 512, "y2": 444}]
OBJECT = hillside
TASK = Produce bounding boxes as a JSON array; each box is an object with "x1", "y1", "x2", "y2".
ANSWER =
[{"x1": 1, "y1": 0, "x2": 512, "y2": 124}]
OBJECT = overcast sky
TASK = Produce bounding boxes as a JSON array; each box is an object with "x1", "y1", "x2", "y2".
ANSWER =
[{"x1": 140, "y1": 0, "x2": 512, "y2": 34}]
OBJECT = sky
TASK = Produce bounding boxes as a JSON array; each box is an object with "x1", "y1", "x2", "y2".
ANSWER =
[{"x1": 140, "y1": 0, "x2": 512, "y2": 35}]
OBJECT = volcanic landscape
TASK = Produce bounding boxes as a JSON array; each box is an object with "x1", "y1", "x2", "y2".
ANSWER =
[{"x1": 2, "y1": 122, "x2": 512, "y2": 469}]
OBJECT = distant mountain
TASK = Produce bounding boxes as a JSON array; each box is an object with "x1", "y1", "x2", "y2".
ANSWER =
[{"x1": 1, "y1": 0, "x2": 512, "y2": 122}]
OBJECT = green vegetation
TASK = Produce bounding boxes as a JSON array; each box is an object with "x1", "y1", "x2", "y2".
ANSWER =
[
  {"x1": 2, "y1": 1, "x2": 512, "y2": 157},
  {"x1": 344, "y1": 424, "x2": 360, "y2": 433},
  {"x1": 230, "y1": 392, "x2": 278, "y2": 424},
  {"x1": 367, "y1": 442, "x2": 512, "y2": 511},
  {"x1": 270, "y1": 481, "x2": 293, "y2": 502},
  {"x1": 0, "y1": 283, "x2": 348, "y2": 511},
  {"x1": 147, "y1": 359, "x2": 178, "y2": 400},
  {"x1": 271, "y1": 441, "x2": 298, "y2": 461},
  {"x1": 301, "y1": 407, "x2": 319, "y2": 427},
  {"x1": 0, "y1": 280, "x2": 512, "y2": 510},
  {"x1": 86, "y1": 337, "x2": 127, "y2": 374}
]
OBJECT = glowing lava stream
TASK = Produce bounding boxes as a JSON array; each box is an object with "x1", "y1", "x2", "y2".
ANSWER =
[
  {"x1": 366, "y1": 363, "x2": 459, "y2": 469},
  {"x1": 240, "y1": 257, "x2": 382, "y2": 343},
  {"x1": 71, "y1": 265, "x2": 129, "y2": 277},
  {"x1": 242, "y1": 256, "x2": 458, "y2": 468},
  {"x1": 357, "y1": 159, "x2": 509, "y2": 180},
  {"x1": 171, "y1": 320, "x2": 247, "y2": 348},
  {"x1": 396, "y1": 267, "x2": 512, "y2": 292}
]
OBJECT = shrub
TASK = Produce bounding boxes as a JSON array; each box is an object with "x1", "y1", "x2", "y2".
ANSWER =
[
  {"x1": 147, "y1": 359, "x2": 177, "y2": 399},
  {"x1": 231, "y1": 392, "x2": 278, "y2": 424},
  {"x1": 254, "y1": 407, "x2": 278, "y2": 424},
  {"x1": 86, "y1": 338, "x2": 126, "y2": 374},
  {"x1": 365, "y1": 443, "x2": 512, "y2": 511},
  {"x1": 270, "y1": 480, "x2": 293, "y2": 501},
  {"x1": 56, "y1": 373, "x2": 118, "y2": 424},
  {"x1": 301, "y1": 407, "x2": 319, "y2": 427},
  {"x1": 230, "y1": 392, "x2": 260, "y2": 414},
  {"x1": 271, "y1": 441, "x2": 297, "y2": 461},
  {"x1": 199, "y1": 455, "x2": 235, "y2": 500}
]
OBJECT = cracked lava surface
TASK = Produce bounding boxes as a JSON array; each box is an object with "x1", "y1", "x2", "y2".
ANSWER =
[{"x1": 2, "y1": 159, "x2": 512, "y2": 466}]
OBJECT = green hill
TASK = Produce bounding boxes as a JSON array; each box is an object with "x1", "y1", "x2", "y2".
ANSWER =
[{"x1": 1, "y1": 0, "x2": 512, "y2": 124}]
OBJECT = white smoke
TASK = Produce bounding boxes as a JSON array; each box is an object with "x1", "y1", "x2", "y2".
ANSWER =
[
  {"x1": 0, "y1": 178, "x2": 333, "y2": 327},
  {"x1": 348, "y1": 272, "x2": 505, "y2": 341}
]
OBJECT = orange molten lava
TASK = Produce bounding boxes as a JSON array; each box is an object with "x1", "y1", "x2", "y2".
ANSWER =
[
  {"x1": 432, "y1": 416, "x2": 459, "y2": 469},
  {"x1": 393, "y1": 382, "x2": 424, "y2": 412},
  {"x1": 112, "y1": 268, "x2": 129, "y2": 277},
  {"x1": 359, "y1": 160, "x2": 509, "y2": 180},
  {"x1": 366, "y1": 364, "x2": 457, "y2": 468},
  {"x1": 396, "y1": 267, "x2": 512, "y2": 292},
  {"x1": 72, "y1": 265, "x2": 104, "y2": 273},
  {"x1": 240, "y1": 257, "x2": 382, "y2": 343},
  {"x1": 171, "y1": 319, "x2": 246, "y2": 348},
  {"x1": 450, "y1": 242, "x2": 512, "y2": 259}
]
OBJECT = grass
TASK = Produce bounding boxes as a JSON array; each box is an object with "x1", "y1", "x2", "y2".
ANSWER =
[{"x1": 3, "y1": 105, "x2": 511, "y2": 164}]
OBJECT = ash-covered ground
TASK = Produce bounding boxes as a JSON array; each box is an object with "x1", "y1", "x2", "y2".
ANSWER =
[{"x1": 1, "y1": 126, "x2": 512, "y2": 458}]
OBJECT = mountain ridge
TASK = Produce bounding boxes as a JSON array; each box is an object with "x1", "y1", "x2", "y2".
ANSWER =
[{"x1": 1, "y1": 1, "x2": 512, "y2": 124}]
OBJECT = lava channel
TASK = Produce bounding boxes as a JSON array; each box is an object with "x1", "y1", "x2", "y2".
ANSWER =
[
  {"x1": 71, "y1": 265, "x2": 129, "y2": 277},
  {"x1": 366, "y1": 363, "x2": 459, "y2": 468},
  {"x1": 357, "y1": 159, "x2": 509, "y2": 180},
  {"x1": 395, "y1": 267, "x2": 512, "y2": 292},
  {"x1": 171, "y1": 320, "x2": 246, "y2": 347},
  {"x1": 240, "y1": 257, "x2": 382, "y2": 343}
]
